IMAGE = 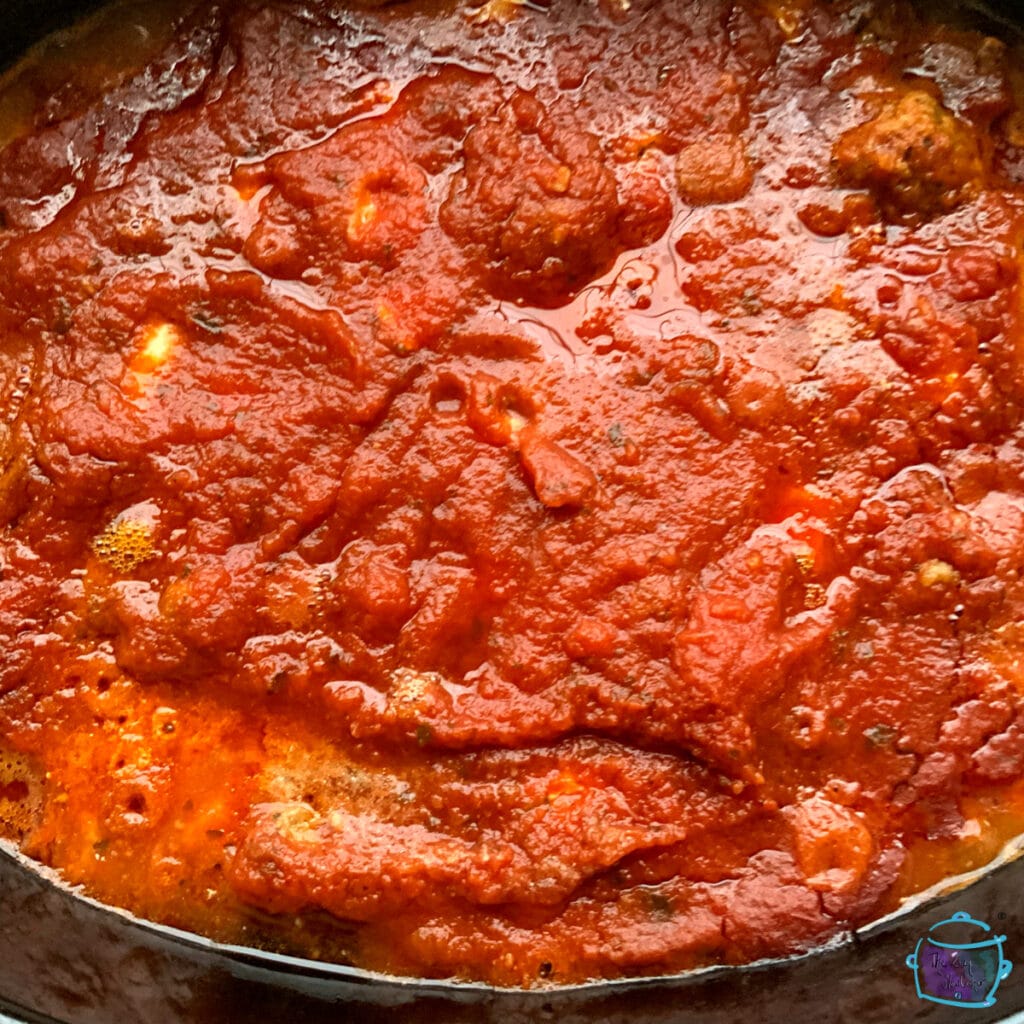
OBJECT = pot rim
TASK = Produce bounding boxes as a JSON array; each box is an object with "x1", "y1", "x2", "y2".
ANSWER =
[{"x1": 4, "y1": 827, "x2": 1024, "y2": 994}]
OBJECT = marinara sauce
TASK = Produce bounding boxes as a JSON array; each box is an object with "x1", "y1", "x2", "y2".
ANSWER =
[{"x1": 2, "y1": 0, "x2": 1024, "y2": 988}]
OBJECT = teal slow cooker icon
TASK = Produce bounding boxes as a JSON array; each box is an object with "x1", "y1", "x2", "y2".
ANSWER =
[{"x1": 906, "y1": 911, "x2": 1013, "y2": 1008}]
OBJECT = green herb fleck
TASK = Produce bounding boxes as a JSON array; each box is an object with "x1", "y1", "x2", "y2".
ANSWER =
[
  {"x1": 191, "y1": 311, "x2": 224, "y2": 334},
  {"x1": 648, "y1": 892, "x2": 675, "y2": 920},
  {"x1": 864, "y1": 723, "x2": 898, "y2": 748}
]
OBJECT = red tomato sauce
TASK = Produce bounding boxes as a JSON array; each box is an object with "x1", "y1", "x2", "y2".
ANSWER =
[{"x1": 3, "y1": 0, "x2": 1024, "y2": 988}]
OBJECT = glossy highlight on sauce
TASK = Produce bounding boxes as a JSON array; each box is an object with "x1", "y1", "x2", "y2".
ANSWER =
[{"x1": 3, "y1": 0, "x2": 1024, "y2": 989}]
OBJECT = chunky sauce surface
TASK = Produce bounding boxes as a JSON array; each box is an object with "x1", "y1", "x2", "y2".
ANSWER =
[{"x1": 3, "y1": 0, "x2": 1024, "y2": 987}]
